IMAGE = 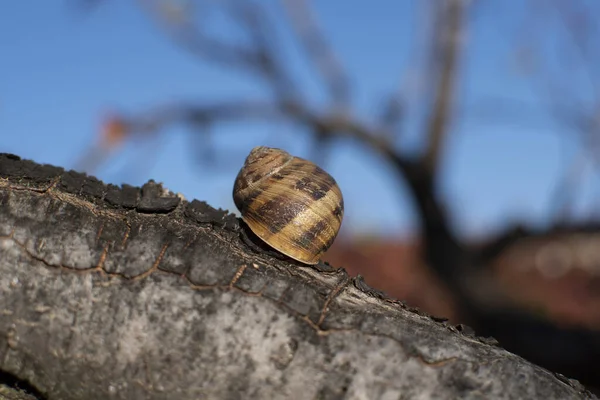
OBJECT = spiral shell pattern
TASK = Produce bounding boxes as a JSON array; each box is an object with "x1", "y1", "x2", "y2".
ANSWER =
[{"x1": 233, "y1": 146, "x2": 344, "y2": 264}]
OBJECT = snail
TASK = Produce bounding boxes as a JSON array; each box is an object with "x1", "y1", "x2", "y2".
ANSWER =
[{"x1": 233, "y1": 146, "x2": 344, "y2": 265}]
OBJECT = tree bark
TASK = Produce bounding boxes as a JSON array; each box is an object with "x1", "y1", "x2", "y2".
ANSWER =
[{"x1": 0, "y1": 153, "x2": 596, "y2": 400}]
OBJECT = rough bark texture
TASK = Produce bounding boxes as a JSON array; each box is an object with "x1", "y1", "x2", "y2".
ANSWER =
[
  {"x1": 0, "y1": 384, "x2": 39, "y2": 400},
  {"x1": 0, "y1": 153, "x2": 596, "y2": 400}
]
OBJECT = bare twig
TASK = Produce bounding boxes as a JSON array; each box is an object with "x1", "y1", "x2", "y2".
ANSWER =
[
  {"x1": 378, "y1": 1, "x2": 433, "y2": 139},
  {"x1": 97, "y1": 100, "x2": 401, "y2": 163},
  {"x1": 138, "y1": 0, "x2": 257, "y2": 66},
  {"x1": 515, "y1": 1, "x2": 600, "y2": 224},
  {"x1": 281, "y1": 0, "x2": 350, "y2": 105},
  {"x1": 138, "y1": 0, "x2": 298, "y2": 100},
  {"x1": 422, "y1": 0, "x2": 465, "y2": 177},
  {"x1": 550, "y1": 151, "x2": 591, "y2": 222},
  {"x1": 549, "y1": 0, "x2": 599, "y2": 99},
  {"x1": 228, "y1": 0, "x2": 298, "y2": 100}
]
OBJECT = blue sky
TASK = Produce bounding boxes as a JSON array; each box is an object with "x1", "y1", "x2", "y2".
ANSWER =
[{"x1": 1, "y1": 1, "x2": 596, "y2": 240}]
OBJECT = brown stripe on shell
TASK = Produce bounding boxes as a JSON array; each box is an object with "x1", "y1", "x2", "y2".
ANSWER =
[
  {"x1": 246, "y1": 188, "x2": 308, "y2": 236},
  {"x1": 270, "y1": 189, "x2": 342, "y2": 263},
  {"x1": 262, "y1": 208, "x2": 328, "y2": 264},
  {"x1": 332, "y1": 204, "x2": 343, "y2": 220},
  {"x1": 270, "y1": 163, "x2": 298, "y2": 181},
  {"x1": 243, "y1": 157, "x2": 321, "y2": 236},
  {"x1": 233, "y1": 188, "x2": 263, "y2": 214},
  {"x1": 311, "y1": 189, "x2": 343, "y2": 253},
  {"x1": 295, "y1": 219, "x2": 329, "y2": 253},
  {"x1": 233, "y1": 147, "x2": 293, "y2": 193},
  {"x1": 315, "y1": 189, "x2": 343, "y2": 253},
  {"x1": 310, "y1": 183, "x2": 343, "y2": 226},
  {"x1": 292, "y1": 164, "x2": 337, "y2": 202},
  {"x1": 274, "y1": 161, "x2": 343, "y2": 260},
  {"x1": 318, "y1": 227, "x2": 338, "y2": 255}
]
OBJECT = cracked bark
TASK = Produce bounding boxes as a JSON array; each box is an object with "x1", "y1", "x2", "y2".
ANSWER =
[{"x1": 0, "y1": 153, "x2": 596, "y2": 400}]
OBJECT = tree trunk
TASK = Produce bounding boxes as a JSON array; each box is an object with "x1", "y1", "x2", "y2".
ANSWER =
[{"x1": 0, "y1": 153, "x2": 596, "y2": 400}]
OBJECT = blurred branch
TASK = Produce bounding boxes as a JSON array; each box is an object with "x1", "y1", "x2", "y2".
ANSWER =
[
  {"x1": 281, "y1": 0, "x2": 351, "y2": 106},
  {"x1": 377, "y1": 2, "x2": 433, "y2": 141},
  {"x1": 101, "y1": 99, "x2": 406, "y2": 166},
  {"x1": 518, "y1": 1, "x2": 600, "y2": 225},
  {"x1": 140, "y1": 0, "x2": 256, "y2": 66},
  {"x1": 422, "y1": 0, "x2": 465, "y2": 178},
  {"x1": 228, "y1": 0, "x2": 298, "y2": 100},
  {"x1": 138, "y1": 0, "x2": 298, "y2": 101},
  {"x1": 550, "y1": 0, "x2": 599, "y2": 98},
  {"x1": 550, "y1": 149, "x2": 591, "y2": 223}
]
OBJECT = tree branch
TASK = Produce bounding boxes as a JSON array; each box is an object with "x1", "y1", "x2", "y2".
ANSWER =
[
  {"x1": 0, "y1": 153, "x2": 597, "y2": 400},
  {"x1": 422, "y1": 0, "x2": 465, "y2": 177},
  {"x1": 138, "y1": 0, "x2": 298, "y2": 101},
  {"x1": 281, "y1": 0, "x2": 351, "y2": 106}
]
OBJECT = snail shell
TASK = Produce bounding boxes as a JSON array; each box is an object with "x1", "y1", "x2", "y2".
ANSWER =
[{"x1": 233, "y1": 146, "x2": 344, "y2": 265}]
